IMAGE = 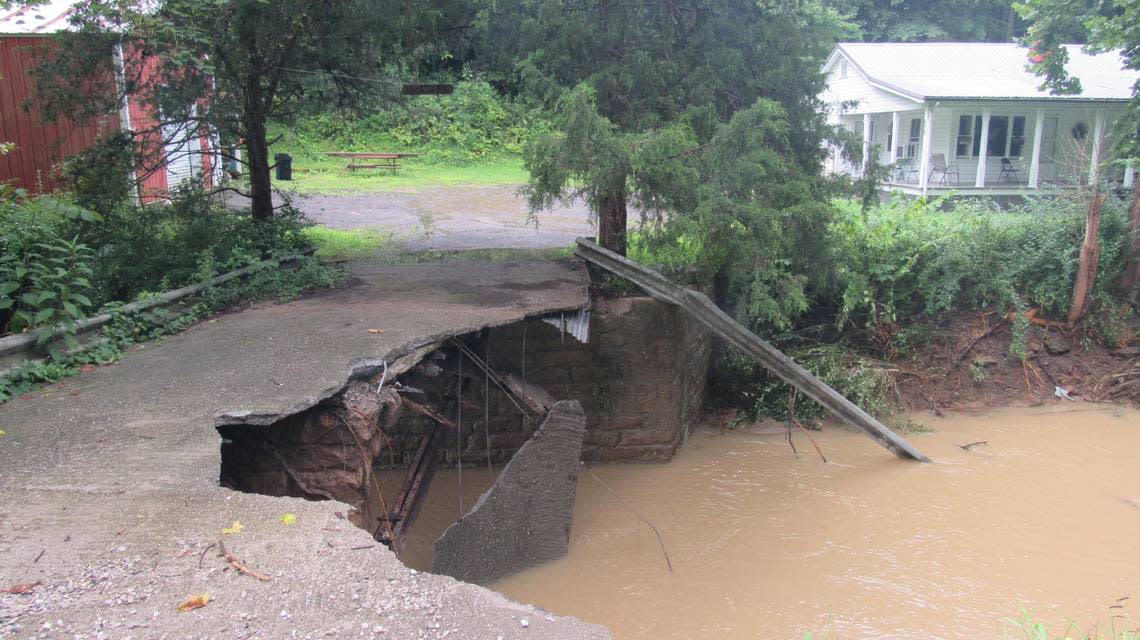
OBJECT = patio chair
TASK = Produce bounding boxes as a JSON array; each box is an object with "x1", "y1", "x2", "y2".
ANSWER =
[
  {"x1": 894, "y1": 158, "x2": 919, "y2": 184},
  {"x1": 998, "y1": 157, "x2": 1022, "y2": 183},
  {"x1": 928, "y1": 153, "x2": 960, "y2": 185}
]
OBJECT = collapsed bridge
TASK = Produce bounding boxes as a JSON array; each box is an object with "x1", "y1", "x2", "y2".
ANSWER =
[{"x1": 218, "y1": 242, "x2": 927, "y2": 585}]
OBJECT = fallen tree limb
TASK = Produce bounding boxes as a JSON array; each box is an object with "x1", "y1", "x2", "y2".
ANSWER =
[
  {"x1": 956, "y1": 316, "x2": 1009, "y2": 367},
  {"x1": 792, "y1": 419, "x2": 828, "y2": 464},
  {"x1": 401, "y1": 397, "x2": 457, "y2": 429}
]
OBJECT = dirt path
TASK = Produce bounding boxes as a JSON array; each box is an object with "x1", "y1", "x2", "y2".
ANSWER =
[{"x1": 286, "y1": 185, "x2": 596, "y2": 251}]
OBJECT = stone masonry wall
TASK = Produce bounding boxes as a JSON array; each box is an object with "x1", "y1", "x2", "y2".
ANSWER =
[
  {"x1": 372, "y1": 295, "x2": 712, "y2": 469},
  {"x1": 486, "y1": 296, "x2": 712, "y2": 462}
]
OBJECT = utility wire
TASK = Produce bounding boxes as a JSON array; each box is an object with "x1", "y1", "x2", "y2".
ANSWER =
[{"x1": 583, "y1": 464, "x2": 673, "y2": 572}]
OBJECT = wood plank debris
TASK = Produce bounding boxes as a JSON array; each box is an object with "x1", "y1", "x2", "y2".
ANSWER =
[{"x1": 383, "y1": 425, "x2": 446, "y2": 552}]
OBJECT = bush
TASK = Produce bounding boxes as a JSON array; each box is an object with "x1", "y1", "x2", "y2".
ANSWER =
[
  {"x1": 88, "y1": 188, "x2": 309, "y2": 302},
  {"x1": 279, "y1": 80, "x2": 551, "y2": 164},
  {"x1": 827, "y1": 194, "x2": 1133, "y2": 337},
  {"x1": 720, "y1": 343, "x2": 905, "y2": 425},
  {"x1": 0, "y1": 191, "x2": 101, "y2": 353}
]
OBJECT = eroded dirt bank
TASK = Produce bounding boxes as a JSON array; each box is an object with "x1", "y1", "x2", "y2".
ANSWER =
[{"x1": 890, "y1": 312, "x2": 1139, "y2": 413}]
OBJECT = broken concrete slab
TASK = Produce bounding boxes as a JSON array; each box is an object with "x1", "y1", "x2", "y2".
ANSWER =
[
  {"x1": 433, "y1": 400, "x2": 587, "y2": 585},
  {"x1": 0, "y1": 260, "x2": 606, "y2": 639}
]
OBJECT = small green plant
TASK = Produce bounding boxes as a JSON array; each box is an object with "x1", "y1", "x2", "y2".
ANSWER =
[
  {"x1": 969, "y1": 361, "x2": 990, "y2": 383},
  {"x1": 1, "y1": 195, "x2": 101, "y2": 358}
]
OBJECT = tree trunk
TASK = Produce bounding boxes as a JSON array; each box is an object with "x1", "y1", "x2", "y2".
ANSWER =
[
  {"x1": 1123, "y1": 179, "x2": 1140, "y2": 291},
  {"x1": 245, "y1": 119, "x2": 273, "y2": 221},
  {"x1": 243, "y1": 71, "x2": 273, "y2": 222},
  {"x1": 1067, "y1": 191, "x2": 1107, "y2": 324},
  {"x1": 598, "y1": 192, "x2": 628, "y2": 256}
]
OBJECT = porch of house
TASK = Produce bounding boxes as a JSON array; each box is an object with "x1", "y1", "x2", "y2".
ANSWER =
[{"x1": 840, "y1": 101, "x2": 1134, "y2": 197}]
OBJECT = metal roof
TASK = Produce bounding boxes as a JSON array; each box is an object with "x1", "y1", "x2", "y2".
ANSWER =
[
  {"x1": 0, "y1": 0, "x2": 77, "y2": 35},
  {"x1": 833, "y1": 42, "x2": 1136, "y2": 102}
]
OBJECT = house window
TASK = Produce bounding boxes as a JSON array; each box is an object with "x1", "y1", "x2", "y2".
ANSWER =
[
  {"x1": 904, "y1": 118, "x2": 921, "y2": 158},
  {"x1": 1009, "y1": 116, "x2": 1026, "y2": 157},
  {"x1": 956, "y1": 113, "x2": 1026, "y2": 158},
  {"x1": 986, "y1": 116, "x2": 1009, "y2": 156},
  {"x1": 839, "y1": 59, "x2": 848, "y2": 79},
  {"x1": 956, "y1": 115, "x2": 977, "y2": 158}
]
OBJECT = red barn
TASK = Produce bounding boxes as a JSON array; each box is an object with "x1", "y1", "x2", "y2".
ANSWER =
[{"x1": 0, "y1": 0, "x2": 220, "y2": 202}]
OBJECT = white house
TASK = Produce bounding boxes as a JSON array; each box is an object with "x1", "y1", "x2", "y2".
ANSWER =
[{"x1": 821, "y1": 42, "x2": 1138, "y2": 196}]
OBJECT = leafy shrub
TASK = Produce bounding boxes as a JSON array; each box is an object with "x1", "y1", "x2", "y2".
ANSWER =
[
  {"x1": 280, "y1": 80, "x2": 551, "y2": 164},
  {"x1": 724, "y1": 343, "x2": 903, "y2": 425},
  {"x1": 88, "y1": 189, "x2": 309, "y2": 302},
  {"x1": 0, "y1": 192, "x2": 101, "y2": 354},
  {"x1": 827, "y1": 194, "x2": 1132, "y2": 337},
  {"x1": 58, "y1": 133, "x2": 135, "y2": 215}
]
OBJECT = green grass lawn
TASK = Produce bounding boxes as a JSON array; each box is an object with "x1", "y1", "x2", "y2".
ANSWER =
[{"x1": 276, "y1": 155, "x2": 528, "y2": 195}]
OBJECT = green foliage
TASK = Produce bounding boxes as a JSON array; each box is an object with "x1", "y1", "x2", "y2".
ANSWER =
[
  {"x1": 58, "y1": 133, "x2": 135, "y2": 215},
  {"x1": 827, "y1": 194, "x2": 1132, "y2": 336},
  {"x1": 1016, "y1": 0, "x2": 1140, "y2": 164},
  {"x1": 88, "y1": 190, "x2": 309, "y2": 302},
  {"x1": 0, "y1": 194, "x2": 101, "y2": 356},
  {"x1": 722, "y1": 342, "x2": 905, "y2": 425},
  {"x1": 635, "y1": 99, "x2": 837, "y2": 331},
  {"x1": 0, "y1": 256, "x2": 346, "y2": 404},
  {"x1": 1003, "y1": 609, "x2": 1140, "y2": 639},
  {"x1": 491, "y1": 0, "x2": 850, "y2": 254},
  {"x1": 834, "y1": 0, "x2": 1022, "y2": 42},
  {"x1": 35, "y1": 0, "x2": 475, "y2": 219},
  {"x1": 279, "y1": 81, "x2": 550, "y2": 165}
]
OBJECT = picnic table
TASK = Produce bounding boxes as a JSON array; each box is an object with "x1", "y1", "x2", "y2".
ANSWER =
[{"x1": 324, "y1": 151, "x2": 421, "y2": 172}]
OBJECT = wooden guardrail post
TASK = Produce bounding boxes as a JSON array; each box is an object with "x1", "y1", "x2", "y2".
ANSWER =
[{"x1": 574, "y1": 237, "x2": 930, "y2": 463}]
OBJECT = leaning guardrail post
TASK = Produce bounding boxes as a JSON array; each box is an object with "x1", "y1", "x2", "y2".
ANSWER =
[{"x1": 574, "y1": 237, "x2": 930, "y2": 463}]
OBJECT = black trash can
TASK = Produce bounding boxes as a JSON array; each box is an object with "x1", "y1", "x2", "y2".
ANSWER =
[{"x1": 274, "y1": 153, "x2": 293, "y2": 181}]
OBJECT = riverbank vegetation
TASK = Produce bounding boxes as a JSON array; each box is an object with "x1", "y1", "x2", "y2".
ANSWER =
[{"x1": 685, "y1": 192, "x2": 1138, "y2": 423}]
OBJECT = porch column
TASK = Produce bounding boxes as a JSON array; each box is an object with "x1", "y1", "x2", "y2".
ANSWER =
[
  {"x1": 1089, "y1": 109, "x2": 1106, "y2": 182},
  {"x1": 890, "y1": 111, "x2": 901, "y2": 164},
  {"x1": 862, "y1": 113, "x2": 873, "y2": 175},
  {"x1": 1028, "y1": 109, "x2": 1045, "y2": 188},
  {"x1": 919, "y1": 104, "x2": 933, "y2": 197},
  {"x1": 975, "y1": 108, "x2": 991, "y2": 188}
]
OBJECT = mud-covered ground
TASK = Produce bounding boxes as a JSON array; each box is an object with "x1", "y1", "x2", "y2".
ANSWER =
[{"x1": 893, "y1": 312, "x2": 1140, "y2": 414}]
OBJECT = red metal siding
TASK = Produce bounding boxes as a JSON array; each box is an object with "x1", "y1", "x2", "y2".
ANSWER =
[{"x1": 0, "y1": 36, "x2": 119, "y2": 193}]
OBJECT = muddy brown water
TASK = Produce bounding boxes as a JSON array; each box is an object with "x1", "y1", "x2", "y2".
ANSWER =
[{"x1": 391, "y1": 405, "x2": 1140, "y2": 638}]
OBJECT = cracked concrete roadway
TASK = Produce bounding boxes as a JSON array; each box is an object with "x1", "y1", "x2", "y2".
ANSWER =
[{"x1": 0, "y1": 259, "x2": 609, "y2": 640}]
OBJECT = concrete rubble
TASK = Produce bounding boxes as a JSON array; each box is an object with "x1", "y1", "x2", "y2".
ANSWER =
[{"x1": 434, "y1": 400, "x2": 587, "y2": 584}]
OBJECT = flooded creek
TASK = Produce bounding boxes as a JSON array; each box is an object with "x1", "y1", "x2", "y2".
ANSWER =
[{"x1": 396, "y1": 405, "x2": 1140, "y2": 638}]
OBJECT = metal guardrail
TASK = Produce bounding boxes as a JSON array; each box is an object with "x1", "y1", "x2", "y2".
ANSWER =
[
  {"x1": 574, "y1": 237, "x2": 930, "y2": 463},
  {"x1": 0, "y1": 251, "x2": 313, "y2": 372}
]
